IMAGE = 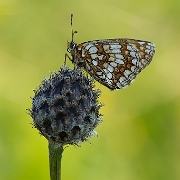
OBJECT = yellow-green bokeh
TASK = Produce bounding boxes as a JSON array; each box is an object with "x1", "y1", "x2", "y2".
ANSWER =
[{"x1": 0, "y1": 0, "x2": 180, "y2": 179}]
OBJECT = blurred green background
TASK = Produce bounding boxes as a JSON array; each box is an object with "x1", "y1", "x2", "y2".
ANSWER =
[{"x1": 0, "y1": 0, "x2": 180, "y2": 180}]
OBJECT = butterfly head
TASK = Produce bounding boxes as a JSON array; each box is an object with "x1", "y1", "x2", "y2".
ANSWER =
[
  {"x1": 67, "y1": 40, "x2": 77, "y2": 55},
  {"x1": 68, "y1": 26, "x2": 78, "y2": 48}
]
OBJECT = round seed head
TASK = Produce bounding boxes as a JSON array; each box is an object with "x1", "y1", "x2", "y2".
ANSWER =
[{"x1": 28, "y1": 67, "x2": 103, "y2": 146}]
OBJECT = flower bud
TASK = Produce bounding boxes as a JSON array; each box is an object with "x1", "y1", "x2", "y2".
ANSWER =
[{"x1": 28, "y1": 67, "x2": 103, "y2": 146}]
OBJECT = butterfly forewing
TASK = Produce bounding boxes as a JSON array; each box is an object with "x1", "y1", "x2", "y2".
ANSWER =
[{"x1": 70, "y1": 38, "x2": 155, "y2": 90}]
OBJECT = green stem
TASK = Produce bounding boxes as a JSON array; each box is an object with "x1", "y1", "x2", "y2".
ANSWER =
[{"x1": 48, "y1": 141, "x2": 64, "y2": 180}]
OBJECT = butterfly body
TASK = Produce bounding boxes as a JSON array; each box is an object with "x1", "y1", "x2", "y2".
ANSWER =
[{"x1": 68, "y1": 38, "x2": 155, "y2": 90}]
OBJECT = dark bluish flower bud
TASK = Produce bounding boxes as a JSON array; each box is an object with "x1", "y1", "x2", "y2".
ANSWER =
[{"x1": 28, "y1": 67, "x2": 103, "y2": 146}]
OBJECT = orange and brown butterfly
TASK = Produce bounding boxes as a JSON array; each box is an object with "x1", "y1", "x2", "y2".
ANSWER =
[{"x1": 66, "y1": 14, "x2": 155, "y2": 90}]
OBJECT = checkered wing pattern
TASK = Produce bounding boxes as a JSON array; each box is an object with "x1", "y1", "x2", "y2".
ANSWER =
[{"x1": 69, "y1": 38, "x2": 155, "y2": 90}]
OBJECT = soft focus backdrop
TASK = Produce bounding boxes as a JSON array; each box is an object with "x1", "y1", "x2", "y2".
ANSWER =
[{"x1": 0, "y1": 0, "x2": 180, "y2": 180}]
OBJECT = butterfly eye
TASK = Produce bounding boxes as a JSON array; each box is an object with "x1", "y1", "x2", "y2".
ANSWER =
[
  {"x1": 67, "y1": 42, "x2": 76, "y2": 53},
  {"x1": 70, "y1": 42, "x2": 76, "y2": 49}
]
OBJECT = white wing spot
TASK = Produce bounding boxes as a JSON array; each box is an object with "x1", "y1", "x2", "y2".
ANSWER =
[
  {"x1": 99, "y1": 74, "x2": 106, "y2": 79},
  {"x1": 107, "y1": 72, "x2": 112, "y2": 79},
  {"x1": 111, "y1": 49, "x2": 121, "y2": 53},
  {"x1": 103, "y1": 63, "x2": 108, "y2": 68},
  {"x1": 145, "y1": 49, "x2": 151, "y2": 54},
  {"x1": 85, "y1": 43, "x2": 94, "y2": 50},
  {"x1": 92, "y1": 60, "x2": 98, "y2": 66},
  {"x1": 115, "y1": 54, "x2": 124, "y2": 59},
  {"x1": 103, "y1": 68, "x2": 109, "y2": 74},
  {"x1": 106, "y1": 78, "x2": 113, "y2": 86},
  {"x1": 138, "y1": 42, "x2": 145, "y2": 45},
  {"x1": 132, "y1": 58, "x2": 139, "y2": 65},
  {"x1": 130, "y1": 51, "x2": 136, "y2": 58},
  {"x1": 98, "y1": 55, "x2": 104, "y2": 60},
  {"x1": 96, "y1": 71, "x2": 102, "y2": 76},
  {"x1": 110, "y1": 62, "x2": 117, "y2": 67},
  {"x1": 110, "y1": 44, "x2": 121, "y2": 49},
  {"x1": 109, "y1": 56, "x2": 115, "y2": 61},
  {"x1": 91, "y1": 54, "x2": 98, "y2": 59},
  {"x1": 124, "y1": 70, "x2": 132, "y2": 78},
  {"x1": 131, "y1": 66, "x2": 136, "y2": 72},
  {"x1": 116, "y1": 82, "x2": 122, "y2": 88},
  {"x1": 103, "y1": 45, "x2": 110, "y2": 53},
  {"x1": 119, "y1": 76, "x2": 127, "y2": 83},
  {"x1": 127, "y1": 45, "x2": 134, "y2": 51},
  {"x1": 115, "y1": 59, "x2": 124, "y2": 64},
  {"x1": 107, "y1": 65, "x2": 114, "y2": 72},
  {"x1": 146, "y1": 45, "x2": 151, "y2": 49},
  {"x1": 89, "y1": 46, "x2": 98, "y2": 54}
]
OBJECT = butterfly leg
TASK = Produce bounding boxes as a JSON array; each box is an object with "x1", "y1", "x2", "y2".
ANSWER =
[
  {"x1": 64, "y1": 53, "x2": 79, "y2": 70},
  {"x1": 64, "y1": 53, "x2": 72, "y2": 67}
]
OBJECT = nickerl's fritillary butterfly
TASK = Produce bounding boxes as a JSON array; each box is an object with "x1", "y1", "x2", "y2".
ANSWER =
[{"x1": 66, "y1": 14, "x2": 155, "y2": 90}]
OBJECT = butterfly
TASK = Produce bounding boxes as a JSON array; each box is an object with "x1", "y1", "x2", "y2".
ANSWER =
[{"x1": 66, "y1": 14, "x2": 155, "y2": 90}]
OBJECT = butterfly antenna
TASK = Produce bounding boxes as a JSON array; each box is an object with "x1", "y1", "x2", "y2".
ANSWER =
[
  {"x1": 70, "y1": 14, "x2": 77, "y2": 42},
  {"x1": 70, "y1": 14, "x2": 74, "y2": 42}
]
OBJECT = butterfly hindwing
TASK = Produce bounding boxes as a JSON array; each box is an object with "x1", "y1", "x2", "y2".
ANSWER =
[{"x1": 73, "y1": 39, "x2": 155, "y2": 89}]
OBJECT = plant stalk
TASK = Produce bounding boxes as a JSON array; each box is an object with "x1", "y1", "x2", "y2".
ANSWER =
[{"x1": 48, "y1": 141, "x2": 64, "y2": 180}]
